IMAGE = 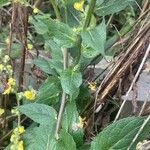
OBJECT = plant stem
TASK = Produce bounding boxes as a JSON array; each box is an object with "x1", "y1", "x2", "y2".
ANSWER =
[
  {"x1": 55, "y1": 48, "x2": 68, "y2": 138},
  {"x1": 50, "y1": 0, "x2": 61, "y2": 21},
  {"x1": 75, "y1": 0, "x2": 96, "y2": 65},
  {"x1": 83, "y1": 0, "x2": 96, "y2": 30}
]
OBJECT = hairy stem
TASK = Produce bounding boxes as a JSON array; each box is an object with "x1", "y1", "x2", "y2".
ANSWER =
[{"x1": 55, "y1": 48, "x2": 68, "y2": 138}]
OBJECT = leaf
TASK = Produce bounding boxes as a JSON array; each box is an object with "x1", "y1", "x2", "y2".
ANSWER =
[
  {"x1": 0, "y1": 0, "x2": 10, "y2": 6},
  {"x1": 62, "y1": 101, "x2": 84, "y2": 147},
  {"x1": 29, "y1": 16, "x2": 49, "y2": 35},
  {"x1": 81, "y1": 21, "x2": 106, "y2": 58},
  {"x1": 65, "y1": 6, "x2": 82, "y2": 27},
  {"x1": 95, "y1": 0, "x2": 134, "y2": 16},
  {"x1": 96, "y1": 0, "x2": 104, "y2": 6},
  {"x1": 49, "y1": 19, "x2": 77, "y2": 48},
  {"x1": 17, "y1": 103, "x2": 57, "y2": 125},
  {"x1": 36, "y1": 76, "x2": 61, "y2": 104},
  {"x1": 44, "y1": 40, "x2": 63, "y2": 62},
  {"x1": 90, "y1": 116, "x2": 150, "y2": 150},
  {"x1": 76, "y1": 85, "x2": 91, "y2": 113},
  {"x1": 50, "y1": 129, "x2": 76, "y2": 150},
  {"x1": 60, "y1": 68, "x2": 82, "y2": 98},
  {"x1": 33, "y1": 125, "x2": 55, "y2": 150},
  {"x1": 23, "y1": 124, "x2": 55, "y2": 150},
  {"x1": 33, "y1": 58, "x2": 54, "y2": 74}
]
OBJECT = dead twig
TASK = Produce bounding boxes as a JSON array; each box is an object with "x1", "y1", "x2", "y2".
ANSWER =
[{"x1": 115, "y1": 43, "x2": 150, "y2": 121}]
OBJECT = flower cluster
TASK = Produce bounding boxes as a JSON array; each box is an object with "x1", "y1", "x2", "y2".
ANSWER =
[
  {"x1": 0, "y1": 108, "x2": 4, "y2": 116},
  {"x1": 72, "y1": 116, "x2": 86, "y2": 131},
  {"x1": 0, "y1": 53, "x2": 15, "y2": 95},
  {"x1": 3, "y1": 77, "x2": 16, "y2": 95},
  {"x1": 10, "y1": 126, "x2": 25, "y2": 150},
  {"x1": 88, "y1": 81, "x2": 97, "y2": 91}
]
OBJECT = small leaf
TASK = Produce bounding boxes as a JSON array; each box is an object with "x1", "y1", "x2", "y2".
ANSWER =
[
  {"x1": 81, "y1": 21, "x2": 106, "y2": 58},
  {"x1": 95, "y1": 0, "x2": 134, "y2": 16},
  {"x1": 17, "y1": 103, "x2": 57, "y2": 125},
  {"x1": 60, "y1": 68, "x2": 82, "y2": 98},
  {"x1": 91, "y1": 116, "x2": 150, "y2": 150}
]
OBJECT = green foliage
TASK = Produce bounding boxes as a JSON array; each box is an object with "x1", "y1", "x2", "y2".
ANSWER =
[
  {"x1": 50, "y1": 129, "x2": 77, "y2": 150},
  {"x1": 81, "y1": 20, "x2": 106, "y2": 58},
  {"x1": 60, "y1": 68, "x2": 82, "y2": 99},
  {"x1": 62, "y1": 101, "x2": 84, "y2": 147},
  {"x1": 1, "y1": 0, "x2": 145, "y2": 149},
  {"x1": 0, "y1": 0, "x2": 9, "y2": 6},
  {"x1": 36, "y1": 76, "x2": 61, "y2": 104},
  {"x1": 33, "y1": 58, "x2": 54, "y2": 74},
  {"x1": 95, "y1": 0, "x2": 134, "y2": 16},
  {"x1": 91, "y1": 117, "x2": 150, "y2": 150},
  {"x1": 30, "y1": 15, "x2": 77, "y2": 48},
  {"x1": 17, "y1": 103, "x2": 57, "y2": 125}
]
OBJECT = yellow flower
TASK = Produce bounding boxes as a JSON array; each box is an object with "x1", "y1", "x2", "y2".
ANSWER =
[
  {"x1": 3, "y1": 84, "x2": 12, "y2": 95},
  {"x1": 3, "y1": 55, "x2": 10, "y2": 63},
  {"x1": 27, "y1": 43, "x2": 33, "y2": 50},
  {"x1": 17, "y1": 140, "x2": 24, "y2": 150},
  {"x1": 23, "y1": 89, "x2": 36, "y2": 100},
  {"x1": 11, "y1": 109, "x2": 19, "y2": 115},
  {"x1": 77, "y1": 116, "x2": 86, "y2": 128},
  {"x1": 10, "y1": 133, "x2": 17, "y2": 142},
  {"x1": 0, "y1": 108, "x2": 4, "y2": 115},
  {"x1": 18, "y1": 126, "x2": 25, "y2": 134},
  {"x1": 8, "y1": 78, "x2": 15, "y2": 86},
  {"x1": 5, "y1": 38, "x2": 10, "y2": 45},
  {"x1": 33, "y1": 7, "x2": 39, "y2": 14},
  {"x1": 74, "y1": 0, "x2": 84, "y2": 11},
  {"x1": 0, "y1": 64, "x2": 4, "y2": 71},
  {"x1": 88, "y1": 81, "x2": 97, "y2": 91},
  {"x1": 6, "y1": 65, "x2": 12, "y2": 70},
  {"x1": 10, "y1": 144, "x2": 15, "y2": 150}
]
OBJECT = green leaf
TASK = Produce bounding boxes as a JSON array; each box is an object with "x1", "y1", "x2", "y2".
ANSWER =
[
  {"x1": 17, "y1": 103, "x2": 57, "y2": 125},
  {"x1": 49, "y1": 19, "x2": 77, "y2": 48},
  {"x1": 36, "y1": 76, "x2": 61, "y2": 104},
  {"x1": 95, "y1": 0, "x2": 134, "y2": 16},
  {"x1": 50, "y1": 129, "x2": 76, "y2": 150},
  {"x1": 33, "y1": 58, "x2": 54, "y2": 74},
  {"x1": 76, "y1": 85, "x2": 91, "y2": 113},
  {"x1": 60, "y1": 68, "x2": 82, "y2": 98},
  {"x1": 33, "y1": 125, "x2": 55, "y2": 150},
  {"x1": 81, "y1": 21, "x2": 106, "y2": 58},
  {"x1": 44, "y1": 40, "x2": 63, "y2": 62},
  {"x1": 0, "y1": 0, "x2": 10, "y2": 6},
  {"x1": 96, "y1": 0, "x2": 104, "y2": 6},
  {"x1": 90, "y1": 116, "x2": 150, "y2": 150},
  {"x1": 29, "y1": 16, "x2": 49, "y2": 35},
  {"x1": 23, "y1": 124, "x2": 55, "y2": 150},
  {"x1": 62, "y1": 101, "x2": 84, "y2": 147},
  {"x1": 65, "y1": 6, "x2": 82, "y2": 27}
]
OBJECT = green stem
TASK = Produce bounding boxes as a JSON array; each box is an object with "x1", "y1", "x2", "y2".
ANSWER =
[
  {"x1": 50, "y1": 0, "x2": 61, "y2": 21},
  {"x1": 75, "y1": 0, "x2": 96, "y2": 65},
  {"x1": 83, "y1": 0, "x2": 96, "y2": 30}
]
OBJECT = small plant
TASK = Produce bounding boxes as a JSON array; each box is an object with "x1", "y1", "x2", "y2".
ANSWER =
[{"x1": 0, "y1": 0, "x2": 150, "y2": 150}]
